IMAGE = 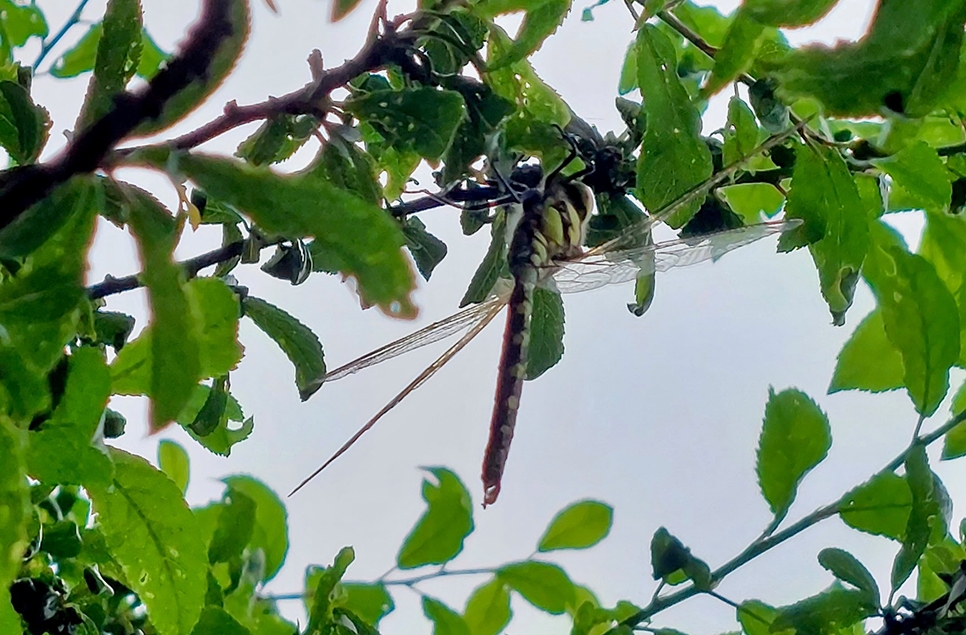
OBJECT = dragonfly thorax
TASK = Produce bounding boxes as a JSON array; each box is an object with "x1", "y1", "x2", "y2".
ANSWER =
[{"x1": 506, "y1": 180, "x2": 593, "y2": 278}]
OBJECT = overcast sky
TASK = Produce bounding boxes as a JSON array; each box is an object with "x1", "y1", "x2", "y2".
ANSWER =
[{"x1": 29, "y1": 0, "x2": 966, "y2": 632}]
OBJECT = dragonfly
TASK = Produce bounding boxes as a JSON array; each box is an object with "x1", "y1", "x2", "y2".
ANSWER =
[{"x1": 291, "y1": 124, "x2": 806, "y2": 505}]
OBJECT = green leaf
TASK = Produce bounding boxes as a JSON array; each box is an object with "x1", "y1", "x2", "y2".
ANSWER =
[
  {"x1": 463, "y1": 578, "x2": 512, "y2": 635},
  {"x1": 0, "y1": 0, "x2": 48, "y2": 46},
  {"x1": 618, "y1": 40, "x2": 637, "y2": 94},
  {"x1": 0, "y1": 79, "x2": 50, "y2": 163},
  {"x1": 704, "y1": 9, "x2": 765, "y2": 96},
  {"x1": 0, "y1": 178, "x2": 96, "y2": 373},
  {"x1": 760, "y1": 0, "x2": 966, "y2": 116},
  {"x1": 649, "y1": 527, "x2": 712, "y2": 589},
  {"x1": 817, "y1": 548, "x2": 880, "y2": 607},
  {"x1": 342, "y1": 583, "x2": 394, "y2": 626},
  {"x1": 461, "y1": 214, "x2": 508, "y2": 307},
  {"x1": 475, "y1": 0, "x2": 572, "y2": 69},
  {"x1": 756, "y1": 388, "x2": 831, "y2": 522},
  {"x1": 138, "y1": 29, "x2": 169, "y2": 78},
  {"x1": 771, "y1": 586, "x2": 877, "y2": 635},
  {"x1": 76, "y1": 0, "x2": 143, "y2": 130},
  {"x1": 176, "y1": 383, "x2": 253, "y2": 456},
  {"x1": 525, "y1": 287, "x2": 564, "y2": 380},
  {"x1": 497, "y1": 560, "x2": 576, "y2": 615},
  {"x1": 0, "y1": 420, "x2": 28, "y2": 633},
  {"x1": 242, "y1": 295, "x2": 325, "y2": 400},
  {"x1": 423, "y1": 597, "x2": 471, "y2": 635},
  {"x1": 737, "y1": 600, "x2": 787, "y2": 635},
  {"x1": 190, "y1": 606, "x2": 251, "y2": 635},
  {"x1": 222, "y1": 476, "x2": 288, "y2": 581},
  {"x1": 172, "y1": 152, "x2": 416, "y2": 316},
  {"x1": 26, "y1": 347, "x2": 113, "y2": 487},
  {"x1": 941, "y1": 381, "x2": 966, "y2": 459},
  {"x1": 312, "y1": 135, "x2": 381, "y2": 204},
  {"x1": 87, "y1": 449, "x2": 207, "y2": 635},
  {"x1": 722, "y1": 97, "x2": 761, "y2": 166},
  {"x1": 236, "y1": 114, "x2": 316, "y2": 166},
  {"x1": 872, "y1": 142, "x2": 952, "y2": 214},
  {"x1": 40, "y1": 519, "x2": 82, "y2": 558},
  {"x1": 783, "y1": 145, "x2": 869, "y2": 325},
  {"x1": 0, "y1": 179, "x2": 97, "y2": 260},
  {"x1": 742, "y1": 0, "x2": 839, "y2": 26},
  {"x1": 185, "y1": 277, "x2": 243, "y2": 378},
  {"x1": 397, "y1": 467, "x2": 474, "y2": 569},
  {"x1": 634, "y1": 24, "x2": 714, "y2": 228},
  {"x1": 126, "y1": 185, "x2": 201, "y2": 431},
  {"x1": 209, "y1": 489, "x2": 256, "y2": 564},
  {"x1": 307, "y1": 546, "x2": 355, "y2": 631},
  {"x1": 537, "y1": 500, "x2": 613, "y2": 552},
  {"x1": 134, "y1": 0, "x2": 249, "y2": 135},
  {"x1": 873, "y1": 249, "x2": 960, "y2": 417},
  {"x1": 829, "y1": 310, "x2": 905, "y2": 394},
  {"x1": 717, "y1": 183, "x2": 785, "y2": 223},
  {"x1": 158, "y1": 439, "x2": 190, "y2": 494},
  {"x1": 345, "y1": 87, "x2": 465, "y2": 161},
  {"x1": 331, "y1": 0, "x2": 365, "y2": 20},
  {"x1": 402, "y1": 216, "x2": 448, "y2": 281},
  {"x1": 919, "y1": 210, "x2": 966, "y2": 336},
  {"x1": 892, "y1": 444, "x2": 943, "y2": 591},
  {"x1": 839, "y1": 472, "x2": 912, "y2": 540},
  {"x1": 50, "y1": 23, "x2": 101, "y2": 77}
]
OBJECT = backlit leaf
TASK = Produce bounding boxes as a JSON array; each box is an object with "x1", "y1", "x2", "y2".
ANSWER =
[
  {"x1": 208, "y1": 488, "x2": 256, "y2": 564},
  {"x1": 137, "y1": 29, "x2": 169, "y2": 78},
  {"x1": 635, "y1": 25, "x2": 714, "y2": 228},
  {"x1": 76, "y1": 0, "x2": 143, "y2": 130},
  {"x1": 537, "y1": 500, "x2": 613, "y2": 552},
  {"x1": 423, "y1": 597, "x2": 471, "y2": 635},
  {"x1": 176, "y1": 383, "x2": 253, "y2": 456},
  {"x1": 817, "y1": 548, "x2": 880, "y2": 607},
  {"x1": 873, "y1": 142, "x2": 952, "y2": 214},
  {"x1": 0, "y1": 79, "x2": 50, "y2": 163},
  {"x1": 874, "y1": 249, "x2": 960, "y2": 416},
  {"x1": 718, "y1": 183, "x2": 785, "y2": 223},
  {"x1": 464, "y1": 578, "x2": 511, "y2": 635},
  {"x1": 704, "y1": 10, "x2": 765, "y2": 96},
  {"x1": 756, "y1": 388, "x2": 831, "y2": 522},
  {"x1": 345, "y1": 87, "x2": 465, "y2": 162},
  {"x1": 189, "y1": 607, "x2": 250, "y2": 635},
  {"x1": 126, "y1": 185, "x2": 201, "y2": 431},
  {"x1": 26, "y1": 347, "x2": 113, "y2": 487},
  {"x1": 307, "y1": 547, "x2": 355, "y2": 631},
  {"x1": 722, "y1": 97, "x2": 761, "y2": 166},
  {"x1": 242, "y1": 295, "x2": 325, "y2": 400},
  {"x1": 497, "y1": 561, "x2": 577, "y2": 615},
  {"x1": 50, "y1": 23, "x2": 101, "y2": 77},
  {"x1": 742, "y1": 0, "x2": 839, "y2": 26},
  {"x1": 402, "y1": 216, "x2": 448, "y2": 281},
  {"x1": 158, "y1": 439, "x2": 190, "y2": 494},
  {"x1": 783, "y1": 145, "x2": 868, "y2": 325},
  {"x1": 397, "y1": 468, "x2": 474, "y2": 569},
  {"x1": 185, "y1": 277, "x2": 243, "y2": 378},
  {"x1": 0, "y1": 178, "x2": 96, "y2": 374},
  {"x1": 839, "y1": 472, "x2": 912, "y2": 540},
  {"x1": 87, "y1": 449, "x2": 207, "y2": 635},
  {"x1": 460, "y1": 214, "x2": 507, "y2": 307},
  {"x1": 526, "y1": 287, "x2": 564, "y2": 380},
  {"x1": 737, "y1": 600, "x2": 787, "y2": 635},
  {"x1": 0, "y1": 0, "x2": 48, "y2": 46},
  {"x1": 0, "y1": 420, "x2": 28, "y2": 635},
  {"x1": 475, "y1": 0, "x2": 572, "y2": 69},
  {"x1": 771, "y1": 586, "x2": 877, "y2": 634},
  {"x1": 941, "y1": 380, "x2": 966, "y2": 459},
  {"x1": 760, "y1": 0, "x2": 966, "y2": 116},
  {"x1": 222, "y1": 476, "x2": 288, "y2": 582},
  {"x1": 173, "y1": 152, "x2": 416, "y2": 316},
  {"x1": 342, "y1": 583, "x2": 394, "y2": 626},
  {"x1": 829, "y1": 310, "x2": 904, "y2": 394}
]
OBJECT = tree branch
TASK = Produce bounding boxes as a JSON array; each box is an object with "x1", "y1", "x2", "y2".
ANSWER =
[
  {"x1": 0, "y1": 0, "x2": 238, "y2": 231},
  {"x1": 86, "y1": 239, "x2": 245, "y2": 300},
  {"x1": 616, "y1": 408, "x2": 966, "y2": 631}
]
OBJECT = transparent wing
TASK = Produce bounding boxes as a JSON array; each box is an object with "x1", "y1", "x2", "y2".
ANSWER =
[
  {"x1": 553, "y1": 220, "x2": 799, "y2": 294},
  {"x1": 316, "y1": 294, "x2": 506, "y2": 386}
]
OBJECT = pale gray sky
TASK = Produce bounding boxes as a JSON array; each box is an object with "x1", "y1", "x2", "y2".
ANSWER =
[{"x1": 29, "y1": 1, "x2": 966, "y2": 632}]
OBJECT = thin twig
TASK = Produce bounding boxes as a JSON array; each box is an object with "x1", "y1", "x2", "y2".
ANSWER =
[
  {"x1": 86, "y1": 239, "x2": 245, "y2": 300},
  {"x1": 617, "y1": 409, "x2": 966, "y2": 630},
  {"x1": 34, "y1": 0, "x2": 92, "y2": 70}
]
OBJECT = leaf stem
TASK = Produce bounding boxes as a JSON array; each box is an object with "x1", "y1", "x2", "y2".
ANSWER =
[{"x1": 33, "y1": 0, "x2": 92, "y2": 71}]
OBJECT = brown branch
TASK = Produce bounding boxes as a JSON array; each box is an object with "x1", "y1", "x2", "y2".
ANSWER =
[
  {"x1": 0, "y1": 0, "x2": 237, "y2": 230},
  {"x1": 87, "y1": 239, "x2": 245, "y2": 300}
]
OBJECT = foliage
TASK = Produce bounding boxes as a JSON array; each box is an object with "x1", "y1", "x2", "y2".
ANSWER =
[{"x1": 1, "y1": 0, "x2": 966, "y2": 634}]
